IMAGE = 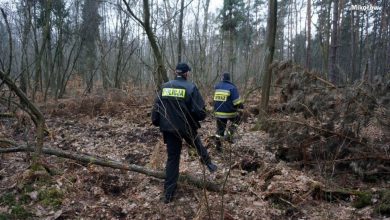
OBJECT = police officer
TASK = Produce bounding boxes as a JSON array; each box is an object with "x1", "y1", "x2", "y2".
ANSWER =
[
  {"x1": 213, "y1": 73, "x2": 244, "y2": 152},
  {"x1": 151, "y1": 62, "x2": 218, "y2": 204}
]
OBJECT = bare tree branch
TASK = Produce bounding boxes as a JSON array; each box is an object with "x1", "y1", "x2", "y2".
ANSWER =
[{"x1": 122, "y1": 0, "x2": 145, "y2": 27}]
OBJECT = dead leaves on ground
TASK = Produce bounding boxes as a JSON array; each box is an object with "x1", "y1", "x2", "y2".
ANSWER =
[{"x1": 0, "y1": 92, "x2": 388, "y2": 219}]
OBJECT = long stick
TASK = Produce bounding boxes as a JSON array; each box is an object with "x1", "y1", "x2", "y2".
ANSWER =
[{"x1": 0, "y1": 146, "x2": 222, "y2": 192}]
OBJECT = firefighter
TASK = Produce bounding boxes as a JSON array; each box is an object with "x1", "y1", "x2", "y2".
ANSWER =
[
  {"x1": 213, "y1": 72, "x2": 244, "y2": 152},
  {"x1": 151, "y1": 62, "x2": 218, "y2": 204}
]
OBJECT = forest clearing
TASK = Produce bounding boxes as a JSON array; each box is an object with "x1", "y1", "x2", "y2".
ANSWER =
[{"x1": 1, "y1": 69, "x2": 389, "y2": 219}]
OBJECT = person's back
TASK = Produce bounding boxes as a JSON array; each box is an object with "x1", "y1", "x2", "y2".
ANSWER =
[
  {"x1": 151, "y1": 63, "x2": 217, "y2": 203},
  {"x1": 213, "y1": 73, "x2": 243, "y2": 151},
  {"x1": 156, "y1": 76, "x2": 206, "y2": 137},
  {"x1": 213, "y1": 73, "x2": 242, "y2": 118}
]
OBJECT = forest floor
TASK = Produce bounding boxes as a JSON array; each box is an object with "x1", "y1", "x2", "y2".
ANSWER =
[{"x1": 0, "y1": 91, "x2": 388, "y2": 219}]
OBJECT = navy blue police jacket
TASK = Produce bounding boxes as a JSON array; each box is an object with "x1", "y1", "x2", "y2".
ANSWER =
[
  {"x1": 152, "y1": 76, "x2": 206, "y2": 136},
  {"x1": 213, "y1": 80, "x2": 243, "y2": 118}
]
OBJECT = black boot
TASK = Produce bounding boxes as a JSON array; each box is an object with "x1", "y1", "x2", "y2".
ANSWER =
[
  {"x1": 215, "y1": 136, "x2": 223, "y2": 152},
  {"x1": 206, "y1": 162, "x2": 218, "y2": 173},
  {"x1": 163, "y1": 184, "x2": 176, "y2": 204},
  {"x1": 200, "y1": 158, "x2": 218, "y2": 173},
  {"x1": 164, "y1": 193, "x2": 174, "y2": 204},
  {"x1": 163, "y1": 187, "x2": 176, "y2": 204}
]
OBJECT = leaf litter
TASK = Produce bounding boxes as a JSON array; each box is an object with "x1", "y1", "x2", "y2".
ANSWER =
[{"x1": 0, "y1": 91, "x2": 388, "y2": 219}]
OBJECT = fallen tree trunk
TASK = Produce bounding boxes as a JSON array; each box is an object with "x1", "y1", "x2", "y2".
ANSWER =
[
  {"x1": 0, "y1": 138, "x2": 16, "y2": 147},
  {"x1": 0, "y1": 146, "x2": 222, "y2": 192}
]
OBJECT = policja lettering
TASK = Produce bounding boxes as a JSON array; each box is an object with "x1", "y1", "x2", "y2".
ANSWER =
[
  {"x1": 213, "y1": 90, "x2": 230, "y2": 102},
  {"x1": 162, "y1": 88, "x2": 186, "y2": 98}
]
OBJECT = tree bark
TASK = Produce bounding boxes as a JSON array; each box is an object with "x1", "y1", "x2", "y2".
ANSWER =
[
  {"x1": 80, "y1": 0, "x2": 100, "y2": 94},
  {"x1": 114, "y1": 17, "x2": 128, "y2": 89},
  {"x1": 0, "y1": 8, "x2": 13, "y2": 75},
  {"x1": 358, "y1": 12, "x2": 364, "y2": 78},
  {"x1": 328, "y1": 0, "x2": 338, "y2": 84},
  {"x1": 43, "y1": 0, "x2": 54, "y2": 102},
  {"x1": 306, "y1": 0, "x2": 311, "y2": 69},
  {"x1": 200, "y1": 0, "x2": 210, "y2": 81},
  {"x1": 20, "y1": 28, "x2": 29, "y2": 94},
  {"x1": 177, "y1": 0, "x2": 185, "y2": 63},
  {"x1": 0, "y1": 146, "x2": 222, "y2": 192},
  {"x1": 260, "y1": 0, "x2": 277, "y2": 111}
]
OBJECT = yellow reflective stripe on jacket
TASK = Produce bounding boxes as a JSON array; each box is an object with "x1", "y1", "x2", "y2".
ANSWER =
[
  {"x1": 215, "y1": 89, "x2": 230, "y2": 95},
  {"x1": 214, "y1": 111, "x2": 238, "y2": 118},
  {"x1": 233, "y1": 97, "x2": 242, "y2": 105},
  {"x1": 162, "y1": 88, "x2": 186, "y2": 98},
  {"x1": 214, "y1": 89, "x2": 230, "y2": 101}
]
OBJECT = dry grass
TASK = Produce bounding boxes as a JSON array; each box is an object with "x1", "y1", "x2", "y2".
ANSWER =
[
  {"x1": 148, "y1": 139, "x2": 166, "y2": 170},
  {"x1": 44, "y1": 86, "x2": 153, "y2": 119}
]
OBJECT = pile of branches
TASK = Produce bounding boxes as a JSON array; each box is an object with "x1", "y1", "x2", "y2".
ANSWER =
[{"x1": 264, "y1": 62, "x2": 390, "y2": 180}]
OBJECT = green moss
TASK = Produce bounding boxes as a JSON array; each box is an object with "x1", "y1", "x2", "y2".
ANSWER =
[
  {"x1": 318, "y1": 189, "x2": 352, "y2": 202},
  {"x1": 0, "y1": 192, "x2": 16, "y2": 206},
  {"x1": 39, "y1": 188, "x2": 64, "y2": 208},
  {"x1": 352, "y1": 192, "x2": 372, "y2": 209},
  {"x1": 363, "y1": 174, "x2": 379, "y2": 183},
  {"x1": 23, "y1": 184, "x2": 34, "y2": 194},
  {"x1": 375, "y1": 190, "x2": 390, "y2": 215},
  {"x1": 69, "y1": 175, "x2": 77, "y2": 183},
  {"x1": 19, "y1": 194, "x2": 31, "y2": 204},
  {"x1": 0, "y1": 193, "x2": 32, "y2": 219},
  {"x1": 376, "y1": 203, "x2": 390, "y2": 216},
  {"x1": 0, "y1": 213, "x2": 11, "y2": 220},
  {"x1": 10, "y1": 204, "x2": 31, "y2": 219},
  {"x1": 30, "y1": 163, "x2": 46, "y2": 172}
]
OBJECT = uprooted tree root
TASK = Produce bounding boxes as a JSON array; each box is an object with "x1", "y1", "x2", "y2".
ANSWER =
[
  {"x1": 262, "y1": 178, "x2": 390, "y2": 217},
  {"x1": 262, "y1": 62, "x2": 390, "y2": 181}
]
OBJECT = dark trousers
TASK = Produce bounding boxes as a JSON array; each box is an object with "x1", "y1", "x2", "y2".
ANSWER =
[
  {"x1": 215, "y1": 116, "x2": 240, "y2": 147},
  {"x1": 162, "y1": 131, "x2": 211, "y2": 196}
]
